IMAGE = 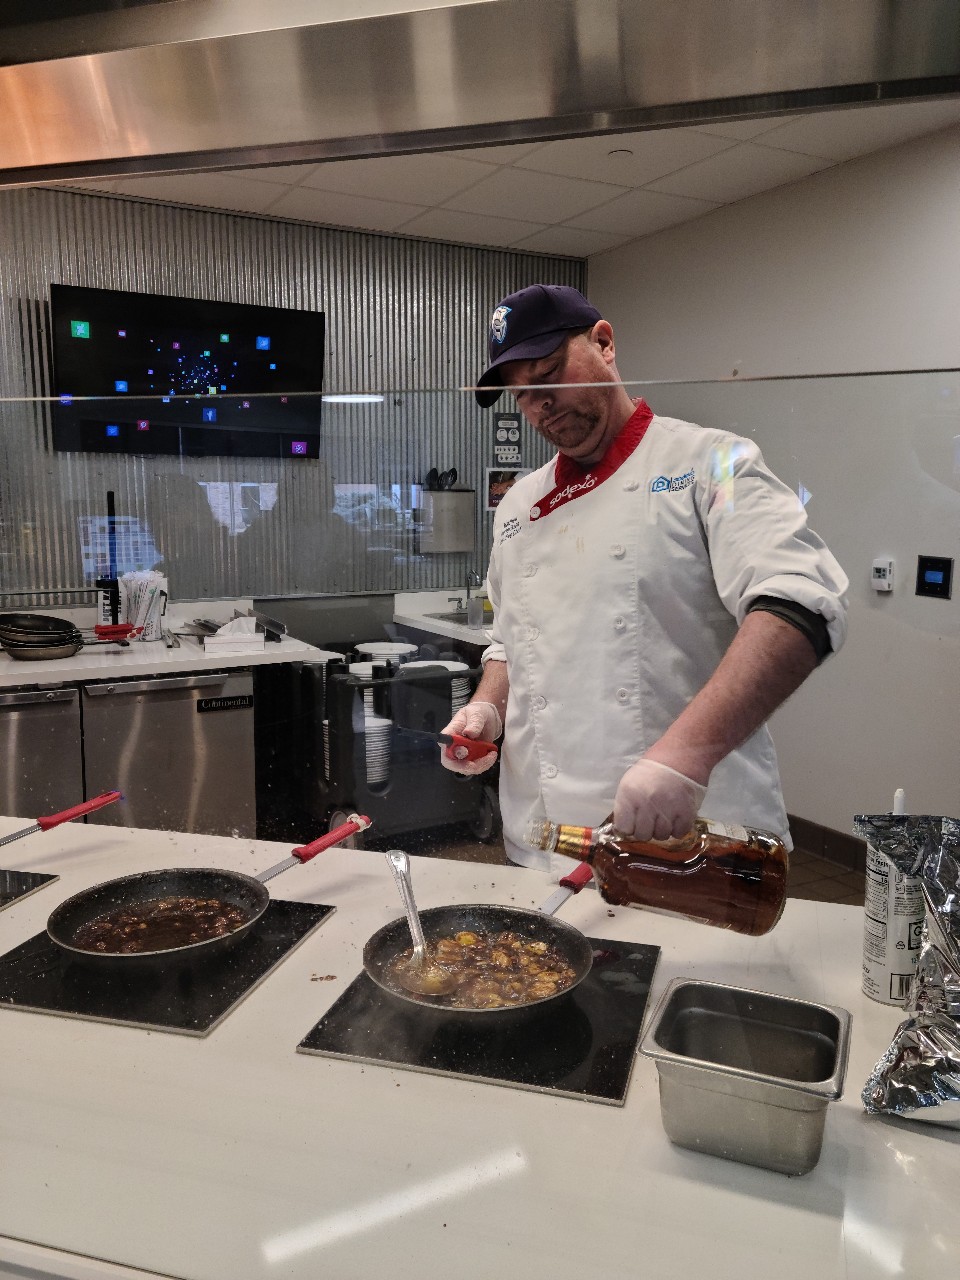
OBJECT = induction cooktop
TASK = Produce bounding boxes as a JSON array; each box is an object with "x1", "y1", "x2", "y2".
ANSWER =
[
  {"x1": 298, "y1": 935, "x2": 660, "y2": 1105},
  {"x1": 0, "y1": 898, "x2": 333, "y2": 1035},
  {"x1": 0, "y1": 868, "x2": 59, "y2": 911}
]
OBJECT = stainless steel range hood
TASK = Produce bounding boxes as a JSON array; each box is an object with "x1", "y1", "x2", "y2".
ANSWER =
[{"x1": 1, "y1": 0, "x2": 958, "y2": 186}]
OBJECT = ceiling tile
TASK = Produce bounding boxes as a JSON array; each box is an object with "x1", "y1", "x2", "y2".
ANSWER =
[
  {"x1": 443, "y1": 167, "x2": 628, "y2": 223},
  {"x1": 267, "y1": 185, "x2": 427, "y2": 232},
  {"x1": 511, "y1": 225, "x2": 632, "y2": 257},
  {"x1": 514, "y1": 128, "x2": 735, "y2": 185},
  {"x1": 41, "y1": 98, "x2": 960, "y2": 256},
  {"x1": 645, "y1": 141, "x2": 835, "y2": 202},
  {"x1": 442, "y1": 141, "x2": 549, "y2": 164},
  {"x1": 300, "y1": 152, "x2": 494, "y2": 204},
  {"x1": 692, "y1": 117, "x2": 793, "y2": 140},
  {"x1": 227, "y1": 163, "x2": 319, "y2": 186},
  {"x1": 107, "y1": 172, "x2": 284, "y2": 214},
  {"x1": 755, "y1": 99, "x2": 960, "y2": 161},
  {"x1": 397, "y1": 208, "x2": 546, "y2": 249},
  {"x1": 565, "y1": 187, "x2": 718, "y2": 237}
]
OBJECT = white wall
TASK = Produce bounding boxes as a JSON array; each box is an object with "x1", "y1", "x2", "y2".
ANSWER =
[{"x1": 589, "y1": 124, "x2": 960, "y2": 833}]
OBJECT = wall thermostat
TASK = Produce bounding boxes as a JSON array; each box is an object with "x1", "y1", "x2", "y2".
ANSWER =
[
  {"x1": 871, "y1": 557, "x2": 894, "y2": 592},
  {"x1": 915, "y1": 555, "x2": 953, "y2": 599}
]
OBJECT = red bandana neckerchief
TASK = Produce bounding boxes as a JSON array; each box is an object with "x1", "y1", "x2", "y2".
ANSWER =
[{"x1": 529, "y1": 398, "x2": 653, "y2": 521}]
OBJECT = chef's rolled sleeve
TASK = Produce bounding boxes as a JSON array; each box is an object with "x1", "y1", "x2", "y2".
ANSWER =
[{"x1": 701, "y1": 436, "x2": 849, "y2": 656}]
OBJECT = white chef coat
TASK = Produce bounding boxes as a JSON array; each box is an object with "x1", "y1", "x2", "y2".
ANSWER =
[{"x1": 483, "y1": 406, "x2": 849, "y2": 872}]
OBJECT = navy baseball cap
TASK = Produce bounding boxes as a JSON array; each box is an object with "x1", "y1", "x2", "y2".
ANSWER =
[{"x1": 475, "y1": 284, "x2": 602, "y2": 407}]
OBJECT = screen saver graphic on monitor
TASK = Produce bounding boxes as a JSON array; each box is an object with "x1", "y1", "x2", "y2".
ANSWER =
[{"x1": 49, "y1": 284, "x2": 325, "y2": 458}]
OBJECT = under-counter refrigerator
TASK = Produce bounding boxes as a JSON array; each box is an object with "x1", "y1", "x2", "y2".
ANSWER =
[
  {"x1": 0, "y1": 687, "x2": 84, "y2": 819},
  {"x1": 81, "y1": 670, "x2": 256, "y2": 837}
]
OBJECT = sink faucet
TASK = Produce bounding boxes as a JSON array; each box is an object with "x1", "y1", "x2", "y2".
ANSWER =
[{"x1": 466, "y1": 570, "x2": 482, "y2": 599}]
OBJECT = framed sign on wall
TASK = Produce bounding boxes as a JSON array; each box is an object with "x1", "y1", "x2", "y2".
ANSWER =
[{"x1": 485, "y1": 467, "x2": 530, "y2": 511}]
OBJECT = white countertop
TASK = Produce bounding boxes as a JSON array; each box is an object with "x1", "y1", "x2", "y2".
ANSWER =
[
  {"x1": 392, "y1": 590, "x2": 492, "y2": 646},
  {"x1": 0, "y1": 628, "x2": 325, "y2": 689},
  {"x1": 0, "y1": 817, "x2": 949, "y2": 1280}
]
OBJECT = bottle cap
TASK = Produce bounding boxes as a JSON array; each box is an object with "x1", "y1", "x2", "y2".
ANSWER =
[{"x1": 524, "y1": 818, "x2": 557, "y2": 851}]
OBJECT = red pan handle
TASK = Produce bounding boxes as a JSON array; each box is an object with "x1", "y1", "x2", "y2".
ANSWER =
[
  {"x1": 94, "y1": 623, "x2": 136, "y2": 638},
  {"x1": 558, "y1": 862, "x2": 594, "y2": 892},
  {"x1": 291, "y1": 814, "x2": 372, "y2": 863},
  {"x1": 444, "y1": 733, "x2": 498, "y2": 763},
  {"x1": 36, "y1": 791, "x2": 123, "y2": 831}
]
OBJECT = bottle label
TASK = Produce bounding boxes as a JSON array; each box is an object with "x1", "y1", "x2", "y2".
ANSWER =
[
  {"x1": 701, "y1": 819, "x2": 749, "y2": 842},
  {"x1": 554, "y1": 827, "x2": 594, "y2": 860},
  {"x1": 861, "y1": 843, "x2": 924, "y2": 1005}
]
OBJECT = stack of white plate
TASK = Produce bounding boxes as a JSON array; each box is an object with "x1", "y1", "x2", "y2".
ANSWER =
[
  {"x1": 298, "y1": 652, "x2": 344, "y2": 780},
  {"x1": 402, "y1": 659, "x2": 471, "y2": 716},
  {"x1": 300, "y1": 648, "x2": 346, "y2": 666},
  {"x1": 354, "y1": 640, "x2": 417, "y2": 664},
  {"x1": 363, "y1": 713, "x2": 393, "y2": 785},
  {"x1": 348, "y1": 661, "x2": 377, "y2": 713},
  {"x1": 447, "y1": 661, "x2": 471, "y2": 713},
  {"x1": 301, "y1": 648, "x2": 348, "y2": 707}
]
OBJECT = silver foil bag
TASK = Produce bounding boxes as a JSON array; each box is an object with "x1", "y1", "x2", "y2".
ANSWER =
[{"x1": 856, "y1": 815, "x2": 960, "y2": 1126}]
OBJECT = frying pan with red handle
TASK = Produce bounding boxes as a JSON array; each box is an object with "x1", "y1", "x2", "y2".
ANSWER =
[{"x1": 45, "y1": 814, "x2": 371, "y2": 972}]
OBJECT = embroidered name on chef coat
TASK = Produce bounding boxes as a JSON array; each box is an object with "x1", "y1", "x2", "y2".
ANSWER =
[{"x1": 499, "y1": 515, "x2": 522, "y2": 544}]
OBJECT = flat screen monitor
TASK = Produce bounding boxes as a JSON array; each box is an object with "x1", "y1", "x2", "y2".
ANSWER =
[{"x1": 49, "y1": 283, "x2": 325, "y2": 458}]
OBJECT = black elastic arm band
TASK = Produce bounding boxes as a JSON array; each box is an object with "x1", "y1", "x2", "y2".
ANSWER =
[{"x1": 745, "y1": 595, "x2": 833, "y2": 664}]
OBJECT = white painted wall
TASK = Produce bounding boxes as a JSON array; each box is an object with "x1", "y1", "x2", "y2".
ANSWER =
[{"x1": 589, "y1": 124, "x2": 960, "y2": 833}]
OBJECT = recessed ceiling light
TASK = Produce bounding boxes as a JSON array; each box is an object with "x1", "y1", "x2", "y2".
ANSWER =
[{"x1": 607, "y1": 148, "x2": 634, "y2": 158}]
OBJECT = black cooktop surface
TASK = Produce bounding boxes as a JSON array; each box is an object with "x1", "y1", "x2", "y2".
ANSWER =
[
  {"x1": 298, "y1": 936, "x2": 660, "y2": 1105},
  {"x1": 0, "y1": 899, "x2": 333, "y2": 1036},
  {"x1": 0, "y1": 868, "x2": 59, "y2": 911}
]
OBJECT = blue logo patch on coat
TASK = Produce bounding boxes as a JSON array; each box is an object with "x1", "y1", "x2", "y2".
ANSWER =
[
  {"x1": 651, "y1": 470, "x2": 694, "y2": 493},
  {"x1": 491, "y1": 305, "x2": 511, "y2": 345}
]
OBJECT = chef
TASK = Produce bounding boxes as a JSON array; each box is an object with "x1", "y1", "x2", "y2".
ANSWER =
[{"x1": 441, "y1": 284, "x2": 849, "y2": 871}]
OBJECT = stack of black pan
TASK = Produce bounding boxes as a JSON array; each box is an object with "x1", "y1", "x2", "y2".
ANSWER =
[{"x1": 0, "y1": 613, "x2": 84, "y2": 661}]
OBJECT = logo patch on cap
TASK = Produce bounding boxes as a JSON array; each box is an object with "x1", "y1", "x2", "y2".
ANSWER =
[{"x1": 491, "y1": 305, "x2": 511, "y2": 345}]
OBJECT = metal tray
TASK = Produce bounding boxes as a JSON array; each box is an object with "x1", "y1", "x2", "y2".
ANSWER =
[{"x1": 640, "y1": 977, "x2": 852, "y2": 1176}]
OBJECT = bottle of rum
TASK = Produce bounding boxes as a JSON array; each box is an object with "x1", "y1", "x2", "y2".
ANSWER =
[{"x1": 525, "y1": 816, "x2": 789, "y2": 936}]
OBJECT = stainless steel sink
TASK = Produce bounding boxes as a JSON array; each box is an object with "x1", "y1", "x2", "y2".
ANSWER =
[{"x1": 423, "y1": 610, "x2": 471, "y2": 624}]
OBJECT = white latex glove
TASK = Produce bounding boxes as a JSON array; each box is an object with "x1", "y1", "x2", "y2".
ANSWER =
[
  {"x1": 438, "y1": 701, "x2": 502, "y2": 776},
  {"x1": 613, "y1": 759, "x2": 707, "y2": 842}
]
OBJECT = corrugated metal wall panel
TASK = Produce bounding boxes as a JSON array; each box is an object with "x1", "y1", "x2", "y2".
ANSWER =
[{"x1": 0, "y1": 186, "x2": 583, "y2": 602}]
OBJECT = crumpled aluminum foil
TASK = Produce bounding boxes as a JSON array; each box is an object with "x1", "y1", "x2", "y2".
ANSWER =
[{"x1": 856, "y1": 815, "x2": 960, "y2": 1126}]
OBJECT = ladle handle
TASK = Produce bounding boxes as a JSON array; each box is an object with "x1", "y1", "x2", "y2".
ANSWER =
[{"x1": 386, "y1": 849, "x2": 427, "y2": 955}]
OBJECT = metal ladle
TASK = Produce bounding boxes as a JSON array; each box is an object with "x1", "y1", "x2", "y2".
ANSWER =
[{"x1": 385, "y1": 850, "x2": 456, "y2": 996}]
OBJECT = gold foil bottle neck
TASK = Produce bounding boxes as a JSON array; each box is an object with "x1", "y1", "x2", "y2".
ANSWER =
[{"x1": 553, "y1": 826, "x2": 595, "y2": 860}]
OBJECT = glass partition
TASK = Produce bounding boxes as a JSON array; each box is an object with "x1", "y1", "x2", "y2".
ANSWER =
[
  {"x1": 1, "y1": 368, "x2": 957, "y2": 841},
  {"x1": 0, "y1": 386, "x2": 553, "y2": 601},
  {"x1": 1, "y1": 369, "x2": 956, "y2": 603}
]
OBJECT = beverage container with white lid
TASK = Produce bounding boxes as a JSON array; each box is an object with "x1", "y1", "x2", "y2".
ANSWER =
[{"x1": 860, "y1": 789, "x2": 926, "y2": 1005}]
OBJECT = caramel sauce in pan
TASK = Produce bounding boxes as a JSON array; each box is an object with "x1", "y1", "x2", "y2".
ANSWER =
[
  {"x1": 383, "y1": 929, "x2": 578, "y2": 1009},
  {"x1": 71, "y1": 896, "x2": 250, "y2": 954}
]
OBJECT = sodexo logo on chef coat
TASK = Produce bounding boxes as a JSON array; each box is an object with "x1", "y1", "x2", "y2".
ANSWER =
[
  {"x1": 651, "y1": 470, "x2": 695, "y2": 493},
  {"x1": 491, "y1": 305, "x2": 512, "y2": 345}
]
